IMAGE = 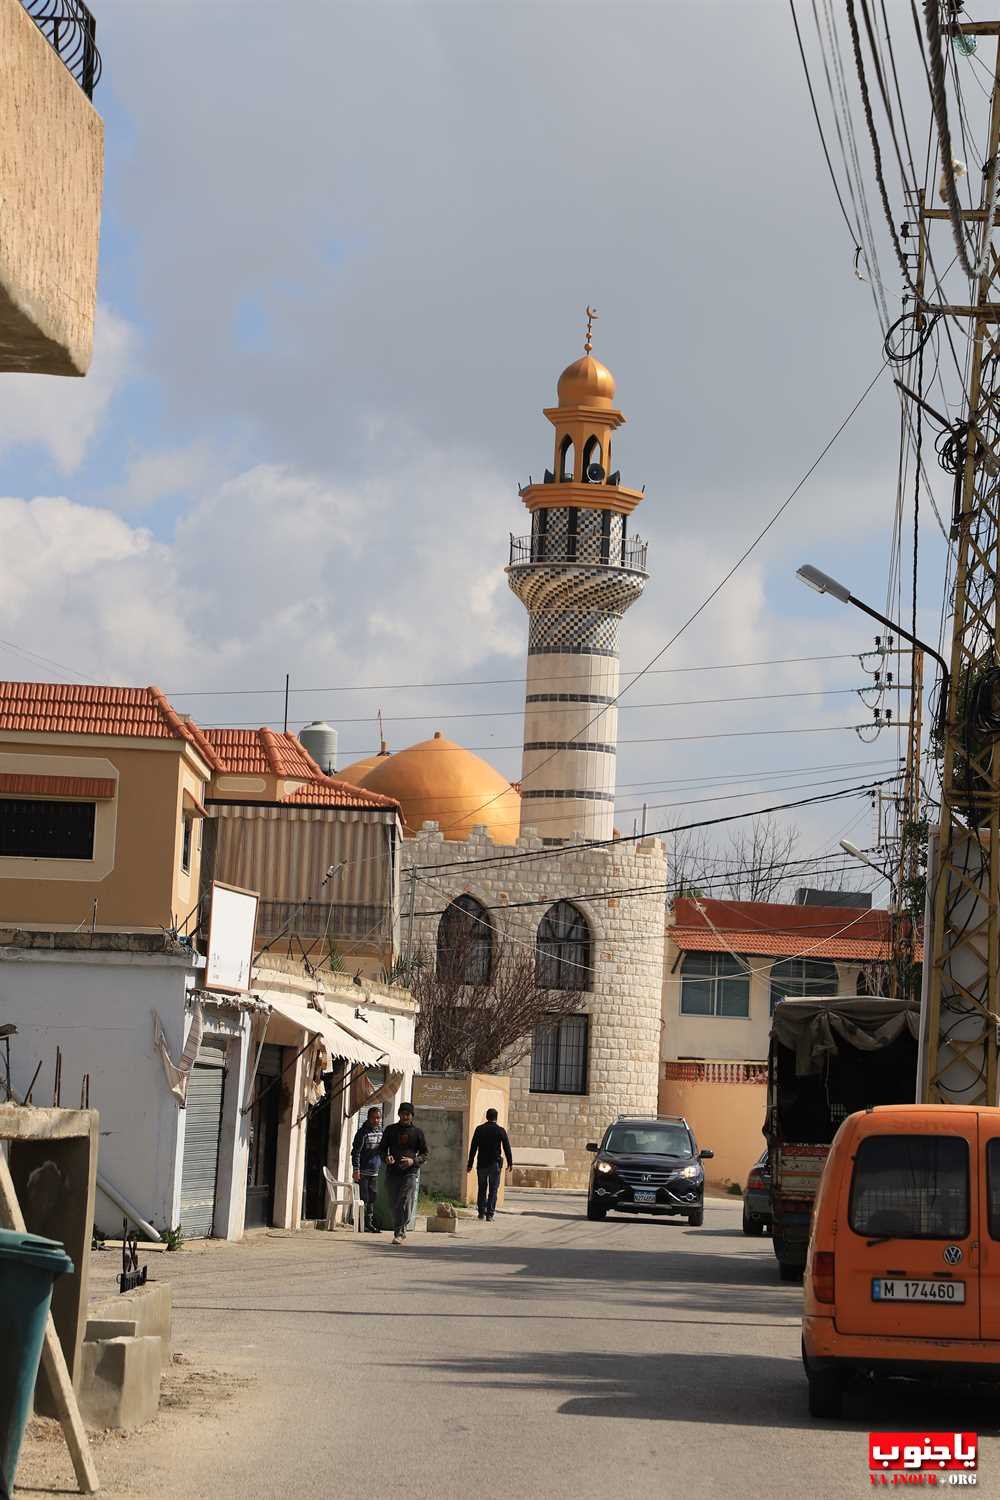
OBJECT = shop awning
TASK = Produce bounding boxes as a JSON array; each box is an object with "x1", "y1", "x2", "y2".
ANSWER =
[
  {"x1": 264, "y1": 995, "x2": 388, "y2": 1070},
  {"x1": 332, "y1": 1015, "x2": 420, "y2": 1078}
]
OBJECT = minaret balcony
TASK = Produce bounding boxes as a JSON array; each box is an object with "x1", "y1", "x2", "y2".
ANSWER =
[{"x1": 508, "y1": 533, "x2": 648, "y2": 575}]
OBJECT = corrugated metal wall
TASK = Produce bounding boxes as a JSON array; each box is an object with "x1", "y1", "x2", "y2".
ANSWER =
[{"x1": 210, "y1": 805, "x2": 397, "y2": 933}]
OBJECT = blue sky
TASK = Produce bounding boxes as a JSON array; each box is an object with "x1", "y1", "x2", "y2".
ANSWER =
[{"x1": 0, "y1": 0, "x2": 968, "y2": 888}]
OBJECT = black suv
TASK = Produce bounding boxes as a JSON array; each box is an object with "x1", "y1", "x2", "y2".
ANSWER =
[{"x1": 585, "y1": 1115, "x2": 713, "y2": 1226}]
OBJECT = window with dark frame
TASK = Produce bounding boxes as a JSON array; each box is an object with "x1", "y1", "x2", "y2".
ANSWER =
[
  {"x1": 530, "y1": 1013, "x2": 589, "y2": 1094},
  {"x1": 181, "y1": 813, "x2": 194, "y2": 874},
  {"x1": 536, "y1": 900, "x2": 591, "y2": 991},
  {"x1": 849, "y1": 1134, "x2": 969, "y2": 1239},
  {"x1": 0, "y1": 798, "x2": 96, "y2": 860},
  {"x1": 769, "y1": 957, "x2": 838, "y2": 1014},
  {"x1": 679, "y1": 952, "x2": 750, "y2": 1017},
  {"x1": 986, "y1": 1139, "x2": 1000, "y2": 1240},
  {"x1": 436, "y1": 894, "x2": 493, "y2": 985}
]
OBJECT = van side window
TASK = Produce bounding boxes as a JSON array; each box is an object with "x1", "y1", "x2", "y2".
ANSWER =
[
  {"x1": 848, "y1": 1135, "x2": 969, "y2": 1240},
  {"x1": 988, "y1": 1139, "x2": 1000, "y2": 1240}
]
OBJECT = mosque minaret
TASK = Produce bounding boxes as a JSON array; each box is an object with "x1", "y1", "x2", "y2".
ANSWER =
[{"x1": 505, "y1": 312, "x2": 649, "y2": 842}]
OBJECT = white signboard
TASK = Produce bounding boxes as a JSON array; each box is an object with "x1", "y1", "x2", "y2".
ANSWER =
[{"x1": 205, "y1": 882, "x2": 259, "y2": 992}]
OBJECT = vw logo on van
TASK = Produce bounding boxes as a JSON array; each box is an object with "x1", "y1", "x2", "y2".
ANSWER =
[{"x1": 943, "y1": 1245, "x2": 963, "y2": 1265}]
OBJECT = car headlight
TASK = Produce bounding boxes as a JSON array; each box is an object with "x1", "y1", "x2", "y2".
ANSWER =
[
  {"x1": 595, "y1": 1160, "x2": 614, "y2": 1174},
  {"x1": 677, "y1": 1164, "x2": 702, "y2": 1179}
]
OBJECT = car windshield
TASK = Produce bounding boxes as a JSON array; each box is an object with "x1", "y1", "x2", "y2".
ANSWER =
[{"x1": 605, "y1": 1123, "x2": 692, "y2": 1156}]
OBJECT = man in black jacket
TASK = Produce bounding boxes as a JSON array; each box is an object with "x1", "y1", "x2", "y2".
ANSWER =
[
  {"x1": 350, "y1": 1105, "x2": 383, "y2": 1232},
  {"x1": 466, "y1": 1108, "x2": 513, "y2": 1222},
  {"x1": 381, "y1": 1102, "x2": 429, "y2": 1245}
]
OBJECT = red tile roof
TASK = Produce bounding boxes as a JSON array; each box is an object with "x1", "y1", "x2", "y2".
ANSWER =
[
  {"x1": 0, "y1": 682, "x2": 221, "y2": 768},
  {"x1": 669, "y1": 898, "x2": 921, "y2": 963},
  {"x1": 203, "y1": 727, "x2": 399, "y2": 811},
  {"x1": 282, "y1": 777, "x2": 400, "y2": 811},
  {"x1": 203, "y1": 727, "x2": 322, "y2": 780}
]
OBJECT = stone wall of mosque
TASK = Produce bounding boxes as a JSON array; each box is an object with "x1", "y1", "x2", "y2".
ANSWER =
[{"x1": 404, "y1": 823, "x2": 666, "y2": 1187}]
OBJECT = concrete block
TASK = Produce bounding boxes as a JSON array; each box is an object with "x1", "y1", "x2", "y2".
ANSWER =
[
  {"x1": 426, "y1": 1217, "x2": 457, "y2": 1234},
  {"x1": 79, "y1": 1336, "x2": 163, "y2": 1431},
  {"x1": 88, "y1": 1281, "x2": 172, "y2": 1359},
  {"x1": 85, "y1": 1318, "x2": 138, "y2": 1342}
]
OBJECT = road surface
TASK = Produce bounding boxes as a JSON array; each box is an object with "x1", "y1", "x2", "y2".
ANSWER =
[{"x1": 15, "y1": 1191, "x2": 999, "y2": 1499}]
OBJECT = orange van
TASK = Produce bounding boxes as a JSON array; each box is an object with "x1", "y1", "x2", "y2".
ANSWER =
[{"x1": 802, "y1": 1103, "x2": 1000, "y2": 1417}]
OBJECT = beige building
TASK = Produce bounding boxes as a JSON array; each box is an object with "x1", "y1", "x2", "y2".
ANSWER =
[
  {"x1": 1, "y1": 0, "x2": 103, "y2": 374},
  {"x1": 0, "y1": 681, "x2": 218, "y2": 933},
  {"x1": 660, "y1": 896, "x2": 905, "y2": 1187}
]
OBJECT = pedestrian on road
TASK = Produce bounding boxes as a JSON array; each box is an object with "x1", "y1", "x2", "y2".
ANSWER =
[
  {"x1": 351, "y1": 1105, "x2": 383, "y2": 1233},
  {"x1": 381, "y1": 1102, "x2": 429, "y2": 1245},
  {"x1": 466, "y1": 1108, "x2": 513, "y2": 1222}
]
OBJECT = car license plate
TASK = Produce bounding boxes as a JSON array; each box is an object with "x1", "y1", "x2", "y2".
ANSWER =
[
  {"x1": 633, "y1": 1190, "x2": 657, "y2": 1204},
  {"x1": 871, "y1": 1278, "x2": 965, "y2": 1304}
]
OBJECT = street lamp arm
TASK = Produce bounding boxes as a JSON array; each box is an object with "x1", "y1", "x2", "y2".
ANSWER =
[
  {"x1": 841, "y1": 593, "x2": 950, "y2": 738},
  {"x1": 796, "y1": 563, "x2": 949, "y2": 738}
]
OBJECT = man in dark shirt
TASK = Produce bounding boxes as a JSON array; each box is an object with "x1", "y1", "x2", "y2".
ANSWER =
[
  {"x1": 381, "y1": 1102, "x2": 429, "y2": 1245},
  {"x1": 350, "y1": 1105, "x2": 383, "y2": 1232},
  {"x1": 466, "y1": 1108, "x2": 513, "y2": 1222}
]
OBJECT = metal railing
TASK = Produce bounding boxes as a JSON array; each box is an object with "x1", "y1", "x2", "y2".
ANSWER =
[
  {"x1": 21, "y1": 1, "x2": 101, "y2": 98},
  {"x1": 508, "y1": 533, "x2": 648, "y2": 572},
  {"x1": 256, "y1": 899, "x2": 389, "y2": 945}
]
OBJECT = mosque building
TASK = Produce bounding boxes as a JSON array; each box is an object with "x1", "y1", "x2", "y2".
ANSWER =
[{"x1": 336, "y1": 326, "x2": 666, "y2": 1185}]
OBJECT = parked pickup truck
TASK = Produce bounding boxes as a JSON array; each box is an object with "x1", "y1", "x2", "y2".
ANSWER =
[{"x1": 765, "y1": 995, "x2": 919, "y2": 1281}]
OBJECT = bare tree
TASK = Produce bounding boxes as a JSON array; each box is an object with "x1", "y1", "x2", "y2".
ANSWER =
[
  {"x1": 719, "y1": 816, "x2": 799, "y2": 903},
  {"x1": 412, "y1": 923, "x2": 583, "y2": 1075},
  {"x1": 664, "y1": 821, "x2": 714, "y2": 901}
]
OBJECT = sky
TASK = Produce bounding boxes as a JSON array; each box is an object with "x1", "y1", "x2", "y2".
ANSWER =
[{"x1": 1, "y1": 0, "x2": 974, "y2": 894}]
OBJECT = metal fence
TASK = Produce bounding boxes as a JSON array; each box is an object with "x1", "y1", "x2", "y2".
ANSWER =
[
  {"x1": 256, "y1": 899, "x2": 389, "y2": 945},
  {"x1": 508, "y1": 533, "x2": 648, "y2": 571},
  {"x1": 21, "y1": 1, "x2": 101, "y2": 98}
]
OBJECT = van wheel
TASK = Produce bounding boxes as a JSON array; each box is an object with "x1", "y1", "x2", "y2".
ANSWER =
[
  {"x1": 687, "y1": 1207, "x2": 704, "y2": 1227},
  {"x1": 806, "y1": 1366, "x2": 843, "y2": 1419},
  {"x1": 586, "y1": 1199, "x2": 607, "y2": 1221}
]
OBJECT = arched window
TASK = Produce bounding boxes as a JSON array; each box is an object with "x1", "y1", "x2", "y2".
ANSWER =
[
  {"x1": 537, "y1": 901, "x2": 591, "y2": 991},
  {"x1": 680, "y1": 953, "x2": 750, "y2": 1017},
  {"x1": 581, "y1": 435, "x2": 602, "y2": 481},
  {"x1": 559, "y1": 434, "x2": 575, "y2": 482},
  {"x1": 436, "y1": 895, "x2": 492, "y2": 985},
  {"x1": 769, "y1": 957, "x2": 838, "y2": 1013}
]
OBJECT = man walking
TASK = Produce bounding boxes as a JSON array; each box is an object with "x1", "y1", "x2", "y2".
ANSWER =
[
  {"x1": 381, "y1": 1102, "x2": 429, "y2": 1245},
  {"x1": 466, "y1": 1108, "x2": 513, "y2": 1222},
  {"x1": 351, "y1": 1105, "x2": 383, "y2": 1233}
]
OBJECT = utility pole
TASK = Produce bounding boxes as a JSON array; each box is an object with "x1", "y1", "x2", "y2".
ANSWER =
[
  {"x1": 919, "y1": 14, "x2": 1000, "y2": 1106},
  {"x1": 894, "y1": 648, "x2": 923, "y2": 1004}
]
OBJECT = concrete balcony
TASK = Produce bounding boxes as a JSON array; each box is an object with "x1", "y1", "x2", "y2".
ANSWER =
[{"x1": 0, "y1": 0, "x2": 104, "y2": 375}]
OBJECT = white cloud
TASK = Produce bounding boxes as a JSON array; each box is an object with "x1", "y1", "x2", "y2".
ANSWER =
[{"x1": 0, "y1": 308, "x2": 136, "y2": 474}]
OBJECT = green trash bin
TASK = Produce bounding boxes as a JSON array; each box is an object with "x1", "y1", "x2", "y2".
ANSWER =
[{"x1": 0, "y1": 1228, "x2": 74, "y2": 1496}]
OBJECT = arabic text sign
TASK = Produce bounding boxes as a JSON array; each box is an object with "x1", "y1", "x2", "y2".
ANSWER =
[{"x1": 869, "y1": 1434, "x2": 978, "y2": 1474}]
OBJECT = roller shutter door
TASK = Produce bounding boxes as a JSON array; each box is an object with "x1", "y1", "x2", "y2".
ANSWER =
[{"x1": 179, "y1": 1040, "x2": 226, "y2": 1238}]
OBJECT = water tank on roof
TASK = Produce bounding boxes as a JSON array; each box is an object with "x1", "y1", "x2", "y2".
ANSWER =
[
  {"x1": 794, "y1": 887, "x2": 872, "y2": 909},
  {"x1": 299, "y1": 721, "x2": 338, "y2": 776}
]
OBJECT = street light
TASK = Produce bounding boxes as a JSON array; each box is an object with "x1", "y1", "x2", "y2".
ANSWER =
[
  {"x1": 840, "y1": 838, "x2": 892, "y2": 885},
  {"x1": 796, "y1": 563, "x2": 950, "y2": 736}
]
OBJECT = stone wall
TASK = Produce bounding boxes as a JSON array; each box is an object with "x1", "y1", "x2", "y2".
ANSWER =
[
  {"x1": 1, "y1": 0, "x2": 103, "y2": 374},
  {"x1": 406, "y1": 823, "x2": 666, "y2": 1187}
]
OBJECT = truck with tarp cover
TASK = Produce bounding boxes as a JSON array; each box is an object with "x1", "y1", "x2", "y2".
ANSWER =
[{"x1": 765, "y1": 996, "x2": 920, "y2": 1281}]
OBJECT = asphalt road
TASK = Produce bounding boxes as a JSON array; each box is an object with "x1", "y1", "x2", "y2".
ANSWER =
[{"x1": 15, "y1": 1190, "x2": 1000, "y2": 1500}]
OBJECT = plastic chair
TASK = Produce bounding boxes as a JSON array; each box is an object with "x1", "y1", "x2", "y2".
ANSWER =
[{"x1": 322, "y1": 1166, "x2": 362, "y2": 1232}]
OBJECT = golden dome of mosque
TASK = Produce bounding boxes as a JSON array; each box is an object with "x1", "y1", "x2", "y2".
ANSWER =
[
  {"x1": 336, "y1": 740, "x2": 392, "y2": 786},
  {"x1": 360, "y1": 730, "x2": 521, "y2": 844},
  {"x1": 556, "y1": 353, "x2": 616, "y2": 409}
]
